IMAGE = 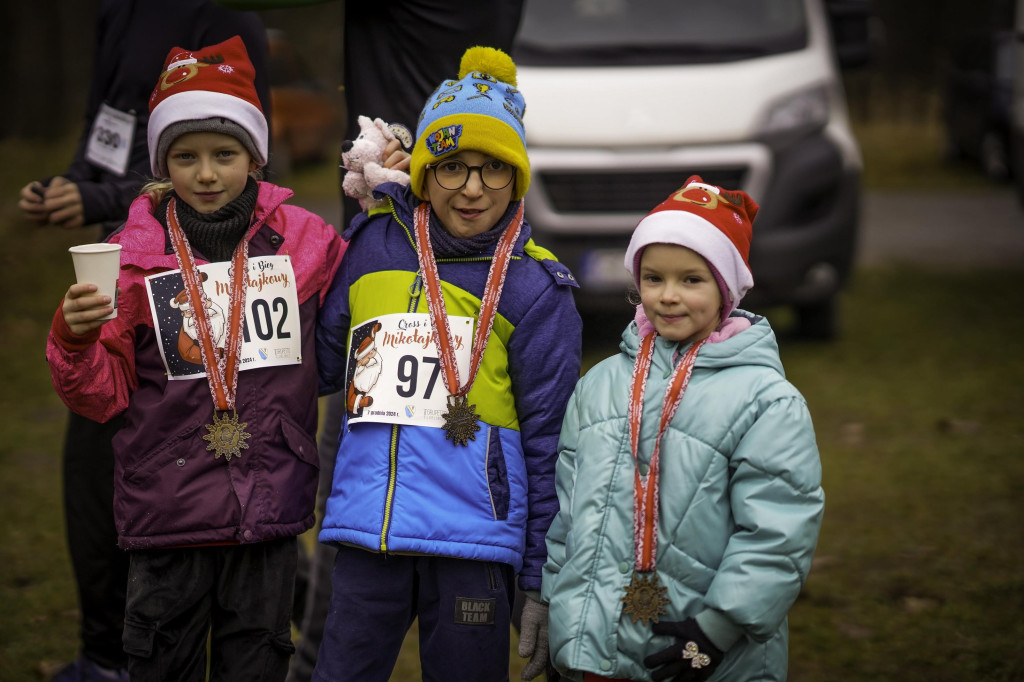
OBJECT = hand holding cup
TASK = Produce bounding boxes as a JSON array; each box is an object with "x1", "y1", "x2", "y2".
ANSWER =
[
  {"x1": 62, "y1": 283, "x2": 116, "y2": 335},
  {"x1": 65, "y1": 243, "x2": 121, "y2": 334}
]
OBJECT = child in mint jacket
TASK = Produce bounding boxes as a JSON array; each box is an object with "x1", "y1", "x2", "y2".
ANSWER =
[{"x1": 543, "y1": 177, "x2": 824, "y2": 682}]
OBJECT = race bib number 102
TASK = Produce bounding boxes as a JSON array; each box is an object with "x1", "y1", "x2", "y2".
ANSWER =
[{"x1": 146, "y1": 255, "x2": 301, "y2": 379}]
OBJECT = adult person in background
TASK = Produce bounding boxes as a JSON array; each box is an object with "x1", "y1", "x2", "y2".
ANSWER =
[
  {"x1": 17, "y1": 3, "x2": 270, "y2": 680},
  {"x1": 212, "y1": 2, "x2": 526, "y2": 679}
]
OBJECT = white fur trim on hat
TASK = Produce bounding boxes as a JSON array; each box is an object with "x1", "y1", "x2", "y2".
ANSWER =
[
  {"x1": 624, "y1": 210, "x2": 754, "y2": 307},
  {"x1": 148, "y1": 90, "x2": 268, "y2": 177}
]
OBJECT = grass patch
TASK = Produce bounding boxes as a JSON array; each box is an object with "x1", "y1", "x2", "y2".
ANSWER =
[{"x1": 852, "y1": 118, "x2": 999, "y2": 192}]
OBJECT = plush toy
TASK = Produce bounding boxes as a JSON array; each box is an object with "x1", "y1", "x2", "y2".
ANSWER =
[{"x1": 341, "y1": 115, "x2": 412, "y2": 211}]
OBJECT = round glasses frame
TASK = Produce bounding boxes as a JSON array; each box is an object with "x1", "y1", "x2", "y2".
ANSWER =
[{"x1": 426, "y1": 159, "x2": 515, "y2": 191}]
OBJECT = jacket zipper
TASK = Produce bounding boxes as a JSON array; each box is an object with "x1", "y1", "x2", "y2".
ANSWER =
[
  {"x1": 379, "y1": 240, "x2": 423, "y2": 552},
  {"x1": 380, "y1": 426, "x2": 400, "y2": 552},
  {"x1": 377, "y1": 200, "x2": 520, "y2": 551}
]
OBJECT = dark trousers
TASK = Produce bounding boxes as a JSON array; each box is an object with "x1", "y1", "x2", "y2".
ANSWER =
[
  {"x1": 122, "y1": 538, "x2": 297, "y2": 682},
  {"x1": 312, "y1": 546, "x2": 515, "y2": 682},
  {"x1": 63, "y1": 411, "x2": 129, "y2": 670}
]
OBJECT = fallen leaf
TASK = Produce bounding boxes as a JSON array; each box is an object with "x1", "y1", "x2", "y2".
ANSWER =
[{"x1": 901, "y1": 596, "x2": 941, "y2": 613}]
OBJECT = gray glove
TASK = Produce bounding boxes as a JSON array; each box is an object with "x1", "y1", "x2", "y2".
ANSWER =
[{"x1": 517, "y1": 596, "x2": 550, "y2": 680}]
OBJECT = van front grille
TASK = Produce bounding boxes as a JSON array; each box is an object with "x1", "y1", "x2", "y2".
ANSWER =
[{"x1": 538, "y1": 168, "x2": 747, "y2": 213}]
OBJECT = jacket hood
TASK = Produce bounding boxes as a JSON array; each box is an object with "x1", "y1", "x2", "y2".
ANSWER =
[{"x1": 619, "y1": 309, "x2": 784, "y2": 376}]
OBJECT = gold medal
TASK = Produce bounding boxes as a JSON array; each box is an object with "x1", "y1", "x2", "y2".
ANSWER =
[
  {"x1": 203, "y1": 410, "x2": 251, "y2": 461},
  {"x1": 621, "y1": 571, "x2": 670, "y2": 625},
  {"x1": 442, "y1": 394, "x2": 481, "y2": 446}
]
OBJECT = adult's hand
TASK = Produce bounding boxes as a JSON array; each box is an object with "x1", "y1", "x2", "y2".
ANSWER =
[
  {"x1": 18, "y1": 181, "x2": 50, "y2": 223},
  {"x1": 44, "y1": 176, "x2": 86, "y2": 229}
]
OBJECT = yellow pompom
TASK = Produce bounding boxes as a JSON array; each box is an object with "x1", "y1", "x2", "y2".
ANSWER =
[{"x1": 458, "y1": 46, "x2": 517, "y2": 86}]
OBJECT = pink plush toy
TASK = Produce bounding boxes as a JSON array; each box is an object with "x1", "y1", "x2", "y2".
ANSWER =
[{"x1": 341, "y1": 115, "x2": 412, "y2": 211}]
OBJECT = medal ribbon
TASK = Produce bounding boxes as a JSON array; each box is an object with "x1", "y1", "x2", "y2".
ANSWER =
[
  {"x1": 627, "y1": 333, "x2": 705, "y2": 571},
  {"x1": 412, "y1": 201, "x2": 524, "y2": 398},
  {"x1": 166, "y1": 198, "x2": 249, "y2": 411}
]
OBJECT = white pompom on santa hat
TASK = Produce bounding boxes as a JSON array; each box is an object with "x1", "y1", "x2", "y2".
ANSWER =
[{"x1": 147, "y1": 35, "x2": 267, "y2": 177}]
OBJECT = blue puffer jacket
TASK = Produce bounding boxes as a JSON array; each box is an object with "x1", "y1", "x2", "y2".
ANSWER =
[
  {"x1": 543, "y1": 314, "x2": 824, "y2": 681},
  {"x1": 316, "y1": 183, "x2": 583, "y2": 590}
]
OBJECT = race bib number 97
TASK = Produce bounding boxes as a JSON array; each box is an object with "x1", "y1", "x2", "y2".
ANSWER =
[
  {"x1": 345, "y1": 312, "x2": 473, "y2": 428},
  {"x1": 146, "y1": 255, "x2": 301, "y2": 379}
]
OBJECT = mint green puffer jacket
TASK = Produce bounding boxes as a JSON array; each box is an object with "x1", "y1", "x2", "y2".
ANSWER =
[{"x1": 543, "y1": 313, "x2": 824, "y2": 681}]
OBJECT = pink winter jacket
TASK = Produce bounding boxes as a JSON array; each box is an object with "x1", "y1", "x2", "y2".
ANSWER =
[{"x1": 47, "y1": 182, "x2": 345, "y2": 550}]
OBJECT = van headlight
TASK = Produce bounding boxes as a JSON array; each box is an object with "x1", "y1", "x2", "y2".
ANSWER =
[{"x1": 758, "y1": 85, "x2": 830, "y2": 139}]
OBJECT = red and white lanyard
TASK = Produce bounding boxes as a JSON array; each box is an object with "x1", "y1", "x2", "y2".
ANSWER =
[
  {"x1": 166, "y1": 197, "x2": 249, "y2": 412},
  {"x1": 628, "y1": 334, "x2": 706, "y2": 571},
  {"x1": 411, "y1": 201, "x2": 524, "y2": 399}
]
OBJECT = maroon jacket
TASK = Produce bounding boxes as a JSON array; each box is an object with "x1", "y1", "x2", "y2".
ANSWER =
[{"x1": 47, "y1": 183, "x2": 345, "y2": 549}]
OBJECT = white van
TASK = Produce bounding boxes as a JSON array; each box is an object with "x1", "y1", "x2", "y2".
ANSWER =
[{"x1": 513, "y1": 0, "x2": 869, "y2": 338}]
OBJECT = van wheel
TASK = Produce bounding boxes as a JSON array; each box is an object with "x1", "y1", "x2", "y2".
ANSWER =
[{"x1": 794, "y1": 298, "x2": 838, "y2": 341}]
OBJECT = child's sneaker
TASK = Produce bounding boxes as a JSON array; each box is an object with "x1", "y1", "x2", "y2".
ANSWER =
[{"x1": 50, "y1": 656, "x2": 129, "y2": 682}]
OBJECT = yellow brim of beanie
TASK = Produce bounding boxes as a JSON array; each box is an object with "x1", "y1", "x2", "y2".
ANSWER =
[{"x1": 410, "y1": 113, "x2": 530, "y2": 201}]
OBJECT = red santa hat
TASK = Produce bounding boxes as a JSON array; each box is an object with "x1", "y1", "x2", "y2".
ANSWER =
[
  {"x1": 147, "y1": 35, "x2": 267, "y2": 177},
  {"x1": 624, "y1": 175, "x2": 758, "y2": 317}
]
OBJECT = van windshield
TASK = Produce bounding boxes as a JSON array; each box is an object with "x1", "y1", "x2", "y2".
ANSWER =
[{"x1": 514, "y1": 0, "x2": 808, "y2": 66}]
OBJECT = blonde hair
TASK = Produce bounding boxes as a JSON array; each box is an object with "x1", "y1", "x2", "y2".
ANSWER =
[{"x1": 140, "y1": 179, "x2": 174, "y2": 205}]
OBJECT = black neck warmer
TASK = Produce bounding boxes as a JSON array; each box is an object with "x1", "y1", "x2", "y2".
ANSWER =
[{"x1": 159, "y1": 177, "x2": 259, "y2": 262}]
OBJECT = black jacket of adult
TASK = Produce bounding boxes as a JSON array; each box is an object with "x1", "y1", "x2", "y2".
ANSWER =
[{"x1": 56, "y1": 0, "x2": 270, "y2": 232}]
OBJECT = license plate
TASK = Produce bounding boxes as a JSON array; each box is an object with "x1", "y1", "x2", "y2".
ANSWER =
[{"x1": 578, "y1": 249, "x2": 633, "y2": 291}]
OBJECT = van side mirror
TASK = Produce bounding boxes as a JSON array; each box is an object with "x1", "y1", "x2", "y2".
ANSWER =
[{"x1": 825, "y1": 0, "x2": 873, "y2": 69}]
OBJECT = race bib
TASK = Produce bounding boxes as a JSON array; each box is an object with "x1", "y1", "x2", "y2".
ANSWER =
[
  {"x1": 85, "y1": 103, "x2": 136, "y2": 176},
  {"x1": 345, "y1": 312, "x2": 473, "y2": 428},
  {"x1": 146, "y1": 255, "x2": 301, "y2": 379}
]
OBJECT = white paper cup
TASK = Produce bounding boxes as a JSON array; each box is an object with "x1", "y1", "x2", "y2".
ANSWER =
[{"x1": 69, "y1": 243, "x2": 122, "y2": 320}]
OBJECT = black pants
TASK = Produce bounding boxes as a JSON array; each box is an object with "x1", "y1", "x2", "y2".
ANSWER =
[
  {"x1": 123, "y1": 538, "x2": 298, "y2": 682},
  {"x1": 63, "y1": 411, "x2": 129, "y2": 669}
]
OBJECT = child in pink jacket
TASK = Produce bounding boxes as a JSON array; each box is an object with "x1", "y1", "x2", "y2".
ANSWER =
[{"x1": 47, "y1": 35, "x2": 345, "y2": 681}]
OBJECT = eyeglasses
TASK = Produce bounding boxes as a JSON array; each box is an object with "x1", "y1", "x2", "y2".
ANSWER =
[{"x1": 426, "y1": 159, "x2": 515, "y2": 191}]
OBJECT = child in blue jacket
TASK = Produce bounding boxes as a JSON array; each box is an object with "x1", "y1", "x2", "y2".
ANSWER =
[
  {"x1": 543, "y1": 178, "x2": 824, "y2": 681},
  {"x1": 314, "y1": 46, "x2": 582, "y2": 681}
]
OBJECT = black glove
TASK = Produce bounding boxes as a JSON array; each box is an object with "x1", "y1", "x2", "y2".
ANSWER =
[{"x1": 643, "y1": 618, "x2": 724, "y2": 682}]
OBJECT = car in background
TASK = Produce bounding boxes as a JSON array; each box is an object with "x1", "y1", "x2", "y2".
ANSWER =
[
  {"x1": 513, "y1": 0, "x2": 870, "y2": 339},
  {"x1": 266, "y1": 28, "x2": 340, "y2": 176},
  {"x1": 943, "y1": 30, "x2": 1017, "y2": 182}
]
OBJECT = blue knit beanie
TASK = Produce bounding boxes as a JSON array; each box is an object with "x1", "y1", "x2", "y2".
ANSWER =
[{"x1": 410, "y1": 46, "x2": 529, "y2": 201}]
